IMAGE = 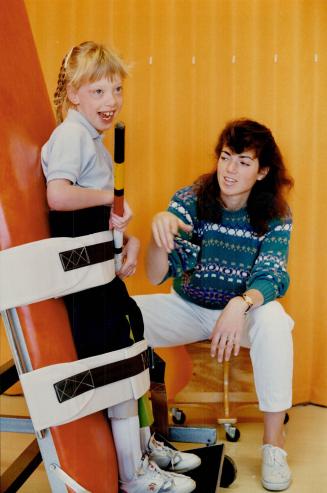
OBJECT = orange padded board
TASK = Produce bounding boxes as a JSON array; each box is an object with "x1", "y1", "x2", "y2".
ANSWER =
[{"x1": 0, "y1": 1, "x2": 118, "y2": 491}]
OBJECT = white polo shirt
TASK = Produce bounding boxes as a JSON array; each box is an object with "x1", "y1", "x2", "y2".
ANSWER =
[{"x1": 41, "y1": 109, "x2": 113, "y2": 190}]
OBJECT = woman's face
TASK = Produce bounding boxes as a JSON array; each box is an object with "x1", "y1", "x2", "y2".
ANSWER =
[
  {"x1": 217, "y1": 146, "x2": 268, "y2": 210},
  {"x1": 67, "y1": 75, "x2": 123, "y2": 132}
]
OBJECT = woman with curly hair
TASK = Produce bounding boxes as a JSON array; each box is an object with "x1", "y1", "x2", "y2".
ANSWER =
[{"x1": 134, "y1": 118, "x2": 295, "y2": 491}]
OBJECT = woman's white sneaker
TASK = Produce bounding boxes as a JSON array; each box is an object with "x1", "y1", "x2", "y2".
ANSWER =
[
  {"x1": 147, "y1": 434, "x2": 201, "y2": 473},
  {"x1": 120, "y1": 455, "x2": 196, "y2": 493},
  {"x1": 262, "y1": 444, "x2": 292, "y2": 491}
]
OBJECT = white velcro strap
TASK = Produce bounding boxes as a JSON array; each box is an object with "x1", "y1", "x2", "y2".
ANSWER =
[
  {"x1": 20, "y1": 340, "x2": 149, "y2": 432},
  {"x1": 0, "y1": 231, "x2": 115, "y2": 310}
]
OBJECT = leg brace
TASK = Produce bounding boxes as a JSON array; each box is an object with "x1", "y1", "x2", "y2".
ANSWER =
[
  {"x1": 0, "y1": 231, "x2": 150, "y2": 432},
  {"x1": 20, "y1": 339, "x2": 149, "y2": 431}
]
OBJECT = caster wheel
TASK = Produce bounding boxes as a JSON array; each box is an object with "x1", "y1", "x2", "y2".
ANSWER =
[
  {"x1": 284, "y1": 412, "x2": 290, "y2": 425},
  {"x1": 172, "y1": 408, "x2": 186, "y2": 425},
  {"x1": 225, "y1": 426, "x2": 240, "y2": 442}
]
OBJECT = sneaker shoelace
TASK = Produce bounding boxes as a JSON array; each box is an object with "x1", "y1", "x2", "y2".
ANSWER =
[
  {"x1": 263, "y1": 445, "x2": 288, "y2": 468},
  {"x1": 137, "y1": 454, "x2": 175, "y2": 490},
  {"x1": 150, "y1": 437, "x2": 183, "y2": 469}
]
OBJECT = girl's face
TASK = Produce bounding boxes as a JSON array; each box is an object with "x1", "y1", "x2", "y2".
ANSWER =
[
  {"x1": 67, "y1": 75, "x2": 123, "y2": 132},
  {"x1": 217, "y1": 146, "x2": 268, "y2": 210}
]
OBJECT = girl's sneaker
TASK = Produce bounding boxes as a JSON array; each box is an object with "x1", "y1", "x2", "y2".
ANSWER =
[
  {"x1": 120, "y1": 454, "x2": 196, "y2": 493},
  {"x1": 147, "y1": 434, "x2": 201, "y2": 473},
  {"x1": 262, "y1": 444, "x2": 292, "y2": 491}
]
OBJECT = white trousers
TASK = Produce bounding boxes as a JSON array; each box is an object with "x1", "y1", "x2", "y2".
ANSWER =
[{"x1": 133, "y1": 291, "x2": 294, "y2": 412}]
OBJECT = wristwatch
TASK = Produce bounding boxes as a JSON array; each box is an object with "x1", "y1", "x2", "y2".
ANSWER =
[{"x1": 241, "y1": 293, "x2": 254, "y2": 314}]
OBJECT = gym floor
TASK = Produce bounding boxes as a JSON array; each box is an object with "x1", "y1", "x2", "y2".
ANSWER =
[{"x1": 1, "y1": 398, "x2": 326, "y2": 492}]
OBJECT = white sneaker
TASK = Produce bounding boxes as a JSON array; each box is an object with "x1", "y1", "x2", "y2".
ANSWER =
[
  {"x1": 147, "y1": 434, "x2": 201, "y2": 473},
  {"x1": 120, "y1": 455, "x2": 196, "y2": 493},
  {"x1": 262, "y1": 445, "x2": 292, "y2": 491}
]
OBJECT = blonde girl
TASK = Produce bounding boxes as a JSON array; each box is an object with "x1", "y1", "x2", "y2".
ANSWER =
[{"x1": 41, "y1": 41, "x2": 197, "y2": 493}]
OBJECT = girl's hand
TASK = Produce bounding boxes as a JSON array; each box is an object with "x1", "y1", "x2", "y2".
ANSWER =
[
  {"x1": 117, "y1": 236, "x2": 140, "y2": 279},
  {"x1": 152, "y1": 211, "x2": 192, "y2": 253},
  {"x1": 110, "y1": 200, "x2": 133, "y2": 231},
  {"x1": 209, "y1": 297, "x2": 247, "y2": 363}
]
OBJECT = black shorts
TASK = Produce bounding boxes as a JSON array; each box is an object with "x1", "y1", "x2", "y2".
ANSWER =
[{"x1": 49, "y1": 206, "x2": 144, "y2": 359}]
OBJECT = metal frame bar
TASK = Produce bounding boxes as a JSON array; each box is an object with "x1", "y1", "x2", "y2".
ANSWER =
[
  {"x1": 168, "y1": 425, "x2": 217, "y2": 445},
  {"x1": 1, "y1": 308, "x2": 68, "y2": 492},
  {"x1": 0, "y1": 416, "x2": 34, "y2": 434}
]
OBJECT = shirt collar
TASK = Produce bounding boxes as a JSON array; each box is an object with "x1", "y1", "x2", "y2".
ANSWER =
[{"x1": 67, "y1": 109, "x2": 101, "y2": 140}]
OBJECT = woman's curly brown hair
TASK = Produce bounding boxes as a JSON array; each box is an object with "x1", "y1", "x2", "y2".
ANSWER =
[{"x1": 193, "y1": 118, "x2": 294, "y2": 235}]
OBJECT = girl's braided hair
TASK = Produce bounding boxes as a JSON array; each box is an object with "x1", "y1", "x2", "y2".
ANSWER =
[{"x1": 53, "y1": 41, "x2": 129, "y2": 124}]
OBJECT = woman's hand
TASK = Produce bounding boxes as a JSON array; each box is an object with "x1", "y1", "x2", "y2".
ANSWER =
[
  {"x1": 117, "y1": 235, "x2": 140, "y2": 279},
  {"x1": 152, "y1": 211, "x2": 193, "y2": 253},
  {"x1": 209, "y1": 297, "x2": 247, "y2": 363},
  {"x1": 110, "y1": 199, "x2": 133, "y2": 232}
]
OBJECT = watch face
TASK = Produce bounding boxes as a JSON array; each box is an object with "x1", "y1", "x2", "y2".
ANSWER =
[
  {"x1": 244, "y1": 294, "x2": 253, "y2": 304},
  {"x1": 242, "y1": 294, "x2": 253, "y2": 311}
]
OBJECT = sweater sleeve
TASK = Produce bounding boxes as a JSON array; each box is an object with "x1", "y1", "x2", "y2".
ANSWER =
[
  {"x1": 162, "y1": 187, "x2": 200, "y2": 280},
  {"x1": 246, "y1": 216, "x2": 292, "y2": 303}
]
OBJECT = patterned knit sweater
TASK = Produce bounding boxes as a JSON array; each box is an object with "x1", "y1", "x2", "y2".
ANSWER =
[{"x1": 165, "y1": 186, "x2": 292, "y2": 309}]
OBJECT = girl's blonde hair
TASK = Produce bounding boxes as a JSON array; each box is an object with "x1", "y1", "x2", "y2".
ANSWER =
[{"x1": 53, "y1": 41, "x2": 129, "y2": 123}]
